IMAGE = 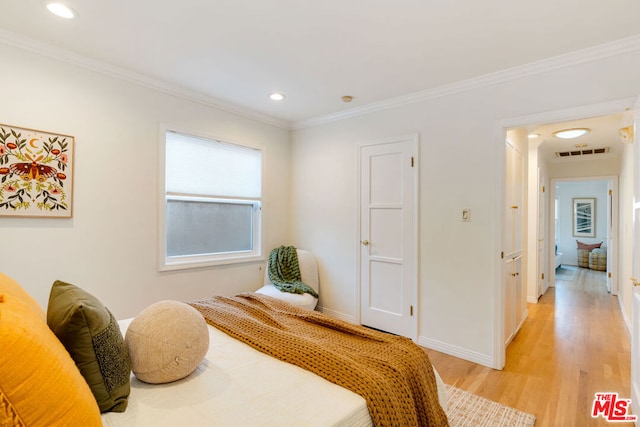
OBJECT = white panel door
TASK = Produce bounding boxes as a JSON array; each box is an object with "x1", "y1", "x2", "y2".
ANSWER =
[
  {"x1": 504, "y1": 254, "x2": 523, "y2": 346},
  {"x1": 504, "y1": 140, "x2": 524, "y2": 346},
  {"x1": 504, "y1": 257, "x2": 515, "y2": 345},
  {"x1": 538, "y1": 167, "x2": 546, "y2": 298},
  {"x1": 360, "y1": 136, "x2": 417, "y2": 340},
  {"x1": 504, "y1": 141, "x2": 523, "y2": 257}
]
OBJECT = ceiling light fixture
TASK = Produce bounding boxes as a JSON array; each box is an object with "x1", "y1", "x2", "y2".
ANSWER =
[
  {"x1": 552, "y1": 128, "x2": 590, "y2": 139},
  {"x1": 528, "y1": 133, "x2": 540, "y2": 138},
  {"x1": 269, "y1": 93, "x2": 285, "y2": 101},
  {"x1": 46, "y1": 2, "x2": 76, "y2": 19}
]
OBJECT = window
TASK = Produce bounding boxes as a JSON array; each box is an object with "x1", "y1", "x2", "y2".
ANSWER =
[{"x1": 160, "y1": 129, "x2": 262, "y2": 270}]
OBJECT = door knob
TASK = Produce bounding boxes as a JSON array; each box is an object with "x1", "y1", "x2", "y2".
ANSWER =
[{"x1": 361, "y1": 240, "x2": 369, "y2": 246}]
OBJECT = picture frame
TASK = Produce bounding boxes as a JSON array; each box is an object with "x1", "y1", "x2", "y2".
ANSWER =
[
  {"x1": 573, "y1": 198, "x2": 595, "y2": 238},
  {"x1": 0, "y1": 124, "x2": 74, "y2": 218}
]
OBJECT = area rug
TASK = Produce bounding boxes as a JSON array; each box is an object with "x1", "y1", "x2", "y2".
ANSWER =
[{"x1": 445, "y1": 385, "x2": 536, "y2": 426}]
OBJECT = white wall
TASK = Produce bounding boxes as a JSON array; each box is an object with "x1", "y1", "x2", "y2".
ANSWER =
[
  {"x1": 0, "y1": 43, "x2": 292, "y2": 319},
  {"x1": 555, "y1": 180, "x2": 609, "y2": 266},
  {"x1": 548, "y1": 156, "x2": 620, "y2": 178},
  {"x1": 290, "y1": 49, "x2": 640, "y2": 367}
]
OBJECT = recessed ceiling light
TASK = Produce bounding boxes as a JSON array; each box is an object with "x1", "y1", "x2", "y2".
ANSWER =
[
  {"x1": 552, "y1": 128, "x2": 590, "y2": 139},
  {"x1": 528, "y1": 133, "x2": 540, "y2": 138},
  {"x1": 46, "y1": 2, "x2": 76, "y2": 19},
  {"x1": 269, "y1": 93, "x2": 285, "y2": 101}
]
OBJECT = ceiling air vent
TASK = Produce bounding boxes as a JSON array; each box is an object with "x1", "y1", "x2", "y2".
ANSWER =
[{"x1": 555, "y1": 147, "x2": 609, "y2": 158}]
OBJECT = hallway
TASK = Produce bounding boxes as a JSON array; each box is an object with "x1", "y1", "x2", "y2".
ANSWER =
[{"x1": 425, "y1": 266, "x2": 631, "y2": 426}]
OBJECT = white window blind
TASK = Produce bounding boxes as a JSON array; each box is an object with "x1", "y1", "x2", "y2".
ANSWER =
[{"x1": 166, "y1": 131, "x2": 261, "y2": 198}]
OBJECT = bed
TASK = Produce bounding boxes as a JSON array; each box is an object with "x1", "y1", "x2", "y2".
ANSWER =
[
  {"x1": 0, "y1": 272, "x2": 448, "y2": 427},
  {"x1": 102, "y1": 294, "x2": 449, "y2": 427}
]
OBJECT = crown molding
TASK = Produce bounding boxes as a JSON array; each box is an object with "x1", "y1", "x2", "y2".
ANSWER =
[
  {"x1": 2, "y1": 27, "x2": 639, "y2": 132},
  {"x1": 0, "y1": 28, "x2": 291, "y2": 130},
  {"x1": 293, "y1": 34, "x2": 640, "y2": 130}
]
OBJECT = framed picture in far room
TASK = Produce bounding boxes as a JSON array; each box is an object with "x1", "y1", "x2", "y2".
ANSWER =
[{"x1": 573, "y1": 197, "x2": 595, "y2": 238}]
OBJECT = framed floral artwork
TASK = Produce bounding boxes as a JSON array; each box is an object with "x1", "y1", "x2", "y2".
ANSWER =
[{"x1": 0, "y1": 124, "x2": 74, "y2": 217}]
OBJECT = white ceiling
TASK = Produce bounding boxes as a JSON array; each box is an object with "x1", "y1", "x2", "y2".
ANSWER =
[{"x1": 0, "y1": 0, "x2": 639, "y2": 127}]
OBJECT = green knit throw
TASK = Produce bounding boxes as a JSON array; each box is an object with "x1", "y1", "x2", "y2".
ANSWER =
[{"x1": 267, "y1": 246, "x2": 319, "y2": 298}]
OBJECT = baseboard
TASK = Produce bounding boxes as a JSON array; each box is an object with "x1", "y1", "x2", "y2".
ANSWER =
[
  {"x1": 320, "y1": 307, "x2": 498, "y2": 368},
  {"x1": 317, "y1": 306, "x2": 357, "y2": 324},
  {"x1": 418, "y1": 336, "x2": 495, "y2": 369},
  {"x1": 517, "y1": 309, "x2": 528, "y2": 331},
  {"x1": 618, "y1": 295, "x2": 631, "y2": 335}
]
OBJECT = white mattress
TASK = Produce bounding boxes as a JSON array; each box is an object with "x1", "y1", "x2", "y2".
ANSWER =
[{"x1": 102, "y1": 319, "x2": 447, "y2": 427}]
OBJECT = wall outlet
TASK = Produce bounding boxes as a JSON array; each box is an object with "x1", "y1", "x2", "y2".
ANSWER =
[{"x1": 462, "y1": 209, "x2": 471, "y2": 222}]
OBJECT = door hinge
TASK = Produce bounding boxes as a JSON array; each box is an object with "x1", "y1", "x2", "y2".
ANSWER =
[
  {"x1": 411, "y1": 156, "x2": 414, "y2": 167},
  {"x1": 541, "y1": 273, "x2": 544, "y2": 280},
  {"x1": 608, "y1": 272, "x2": 612, "y2": 278},
  {"x1": 542, "y1": 186, "x2": 545, "y2": 193},
  {"x1": 501, "y1": 251, "x2": 504, "y2": 259},
  {"x1": 609, "y1": 189, "x2": 612, "y2": 196},
  {"x1": 410, "y1": 305, "x2": 414, "y2": 316}
]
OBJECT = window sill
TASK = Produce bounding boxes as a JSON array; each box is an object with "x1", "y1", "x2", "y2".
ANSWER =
[{"x1": 159, "y1": 253, "x2": 265, "y2": 271}]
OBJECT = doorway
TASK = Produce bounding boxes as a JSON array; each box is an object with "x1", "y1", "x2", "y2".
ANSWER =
[
  {"x1": 548, "y1": 178, "x2": 617, "y2": 295},
  {"x1": 495, "y1": 99, "x2": 631, "y2": 369}
]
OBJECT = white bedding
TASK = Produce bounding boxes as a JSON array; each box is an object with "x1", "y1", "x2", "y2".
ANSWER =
[{"x1": 102, "y1": 319, "x2": 446, "y2": 427}]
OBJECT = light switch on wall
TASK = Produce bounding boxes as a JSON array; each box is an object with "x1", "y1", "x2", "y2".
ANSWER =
[{"x1": 462, "y1": 209, "x2": 470, "y2": 222}]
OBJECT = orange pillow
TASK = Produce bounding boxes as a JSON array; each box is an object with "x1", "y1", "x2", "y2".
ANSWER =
[
  {"x1": 0, "y1": 276, "x2": 101, "y2": 426},
  {"x1": 0, "y1": 272, "x2": 45, "y2": 321}
]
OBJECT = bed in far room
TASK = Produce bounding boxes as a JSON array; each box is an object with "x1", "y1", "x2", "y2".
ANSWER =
[{"x1": 101, "y1": 293, "x2": 449, "y2": 427}]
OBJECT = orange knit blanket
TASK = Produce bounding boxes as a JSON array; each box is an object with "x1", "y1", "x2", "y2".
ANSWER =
[{"x1": 189, "y1": 293, "x2": 449, "y2": 427}]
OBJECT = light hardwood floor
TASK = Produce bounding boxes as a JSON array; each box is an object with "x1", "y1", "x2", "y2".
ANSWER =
[{"x1": 424, "y1": 266, "x2": 631, "y2": 426}]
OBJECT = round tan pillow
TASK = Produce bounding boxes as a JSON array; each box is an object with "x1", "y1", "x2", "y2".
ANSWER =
[{"x1": 125, "y1": 300, "x2": 209, "y2": 384}]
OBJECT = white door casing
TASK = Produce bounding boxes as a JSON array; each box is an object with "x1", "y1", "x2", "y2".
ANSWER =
[
  {"x1": 606, "y1": 183, "x2": 613, "y2": 293},
  {"x1": 630, "y1": 99, "x2": 640, "y2": 422},
  {"x1": 359, "y1": 135, "x2": 418, "y2": 341},
  {"x1": 632, "y1": 209, "x2": 640, "y2": 423}
]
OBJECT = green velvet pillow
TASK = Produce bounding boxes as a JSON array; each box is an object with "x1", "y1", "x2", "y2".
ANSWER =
[{"x1": 47, "y1": 280, "x2": 131, "y2": 413}]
